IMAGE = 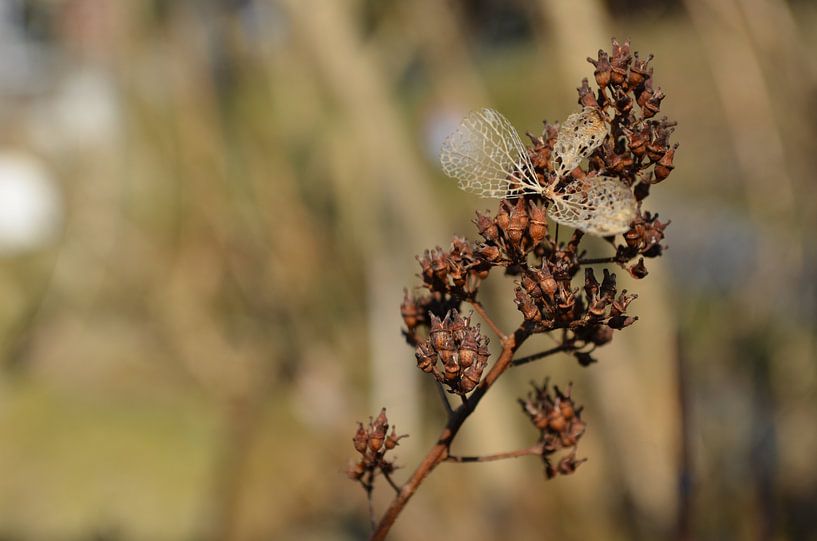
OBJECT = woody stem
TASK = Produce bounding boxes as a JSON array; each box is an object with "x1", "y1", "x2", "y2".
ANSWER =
[
  {"x1": 369, "y1": 325, "x2": 530, "y2": 541},
  {"x1": 468, "y1": 299, "x2": 507, "y2": 342},
  {"x1": 511, "y1": 342, "x2": 576, "y2": 367},
  {"x1": 445, "y1": 442, "x2": 545, "y2": 463}
]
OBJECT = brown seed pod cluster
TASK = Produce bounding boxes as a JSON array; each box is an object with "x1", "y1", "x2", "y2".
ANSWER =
[
  {"x1": 519, "y1": 381, "x2": 587, "y2": 479},
  {"x1": 414, "y1": 310, "x2": 490, "y2": 395},
  {"x1": 351, "y1": 40, "x2": 679, "y2": 533},
  {"x1": 417, "y1": 236, "x2": 488, "y2": 298},
  {"x1": 346, "y1": 408, "x2": 408, "y2": 482},
  {"x1": 473, "y1": 198, "x2": 554, "y2": 263}
]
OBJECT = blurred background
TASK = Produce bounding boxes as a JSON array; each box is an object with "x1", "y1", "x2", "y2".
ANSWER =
[{"x1": 0, "y1": 0, "x2": 815, "y2": 539}]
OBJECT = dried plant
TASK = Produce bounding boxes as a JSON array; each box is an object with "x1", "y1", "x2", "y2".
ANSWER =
[{"x1": 347, "y1": 38, "x2": 677, "y2": 540}]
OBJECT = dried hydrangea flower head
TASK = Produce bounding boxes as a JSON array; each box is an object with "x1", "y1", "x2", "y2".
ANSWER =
[
  {"x1": 354, "y1": 38, "x2": 678, "y2": 540},
  {"x1": 440, "y1": 106, "x2": 637, "y2": 236}
]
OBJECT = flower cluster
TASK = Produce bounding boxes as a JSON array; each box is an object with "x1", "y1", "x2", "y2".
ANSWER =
[
  {"x1": 519, "y1": 381, "x2": 587, "y2": 478},
  {"x1": 349, "y1": 38, "x2": 678, "y2": 535},
  {"x1": 346, "y1": 409, "x2": 407, "y2": 483},
  {"x1": 417, "y1": 237, "x2": 488, "y2": 297},
  {"x1": 414, "y1": 310, "x2": 490, "y2": 395},
  {"x1": 473, "y1": 198, "x2": 552, "y2": 261}
]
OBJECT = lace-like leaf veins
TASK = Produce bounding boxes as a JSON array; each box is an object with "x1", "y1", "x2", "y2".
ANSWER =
[
  {"x1": 440, "y1": 107, "x2": 636, "y2": 236},
  {"x1": 440, "y1": 108, "x2": 542, "y2": 198},
  {"x1": 549, "y1": 176, "x2": 637, "y2": 236},
  {"x1": 552, "y1": 107, "x2": 608, "y2": 177}
]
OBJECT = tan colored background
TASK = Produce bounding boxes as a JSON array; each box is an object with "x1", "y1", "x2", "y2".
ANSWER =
[{"x1": 0, "y1": 1, "x2": 815, "y2": 539}]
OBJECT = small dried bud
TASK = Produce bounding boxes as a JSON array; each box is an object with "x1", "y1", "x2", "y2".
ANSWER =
[
  {"x1": 429, "y1": 314, "x2": 453, "y2": 352},
  {"x1": 415, "y1": 341, "x2": 436, "y2": 373},
  {"x1": 608, "y1": 315, "x2": 637, "y2": 330},
  {"x1": 353, "y1": 423, "x2": 368, "y2": 454},
  {"x1": 577, "y1": 78, "x2": 599, "y2": 108},
  {"x1": 628, "y1": 51, "x2": 653, "y2": 88},
  {"x1": 587, "y1": 49, "x2": 612, "y2": 88},
  {"x1": 460, "y1": 360, "x2": 485, "y2": 393},
  {"x1": 624, "y1": 126, "x2": 649, "y2": 157},
  {"x1": 473, "y1": 211, "x2": 499, "y2": 243},
  {"x1": 628, "y1": 258, "x2": 648, "y2": 279},
  {"x1": 385, "y1": 426, "x2": 408, "y2": 450},
  {"x1": 507, "y1": 198, "x2": 529, "y2": 246},
  {"x1": 527, "y1": 202, "x2": 548, "y2": 245},
  {"x1": 515, "y1": 288, "x2": 541, "y2": 322},
  {"x1": 458, "y1": 331, "x2": 479, "y2": 368},
  {"x1": 400, "y1": 289, "x2": 422, "y2": 330},
  {"x1": 574, "y1": 351, "x2": 597, "y2": 367},
  {"x1": 369, "y1": 408, "x2": 389, "y2": 452},
  {"x1": 521, "y1": 273, "x2": 543, "y2": 298},
  {"x1": 609, "y1": 37, "x2": 632, "y2": 86},
  {"x1": 644, "y1": 87, "x2": 666, "y2": 118},
  {"x1": 654, "y1": 144, "x2": 677, "y2": 181},
  {"x1": 533, "y1": 264, "x2": 558, "y2": 298}
]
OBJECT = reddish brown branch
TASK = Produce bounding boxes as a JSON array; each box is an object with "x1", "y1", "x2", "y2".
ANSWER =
[
  {"x1": 468, "y1": 299, "x2": 507, "y2": 342},
  {"x1": 369, "y1": 326, "x2": 530, "y2": 541},
  {"x1": 511, "y1": 342, "x2": 576, "y2": 367},
  {"x1": 445, "y1": 442, "x2": 544, "y2": 463}
]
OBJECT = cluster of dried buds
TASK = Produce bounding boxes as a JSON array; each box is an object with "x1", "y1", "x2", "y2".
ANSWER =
[
  {"x1": 416, "y1": 237, "x2": 488, "y2": 297},
  {"x1": 346, "y1": 409, "x2": 408, "y2": 484},
  {"x1": 583, "y1": 38, "x2": 677, "y2": 198},
  {"x1": 519, "y1": 381, "x2": 587, "y2": 478},
  {"x1": 351, "y1": 39, "x2": 678, "y2": 534},
  {"x1": 473, "y1": 198, "x2": 552, "y2": 261},
  {"x1": 414, "y1": 310, "x2": 490, "y2": 395}
]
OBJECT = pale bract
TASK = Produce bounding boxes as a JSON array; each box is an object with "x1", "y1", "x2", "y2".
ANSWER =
[{"x1": 439, "y1": 107, "x2": 636, "y2": 236}]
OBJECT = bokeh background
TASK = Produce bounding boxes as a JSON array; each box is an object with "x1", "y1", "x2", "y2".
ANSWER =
[{"x1": 0, "y1": 0, "x2": 816, "y2": 540}]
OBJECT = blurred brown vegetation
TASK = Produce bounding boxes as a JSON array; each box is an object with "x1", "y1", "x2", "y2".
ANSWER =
[{"x1": 0, "y1": 0, "x2": 815, "y2": 540}]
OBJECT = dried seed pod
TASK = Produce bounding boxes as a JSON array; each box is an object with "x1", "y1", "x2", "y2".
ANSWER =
[
  {"x1": 353, "y1": 423, "x2": 369, "y2": 454},
  {"x1": 460, "y1": 361, "x2": 484, "y2": 393},
  {"x1": 400, "y1": 289, "x2": 422, "y2": 331},
  {"x1": 521, "y1": 273, "x2": 543, "y2": 298},
  {"x1": 385, "y1": 426, "x2": 408, "y2": 450},
  {"x1": 528, "y1": 202, "x2": 548, "y2": 245},
  {"x1": 443, "y1": 355, "x2": 459, "y2": 382},
  {"x1": 429, "y1": 314, "x2": 453, "y2": 352},
  {"x1": 477, "y1": 243, "x2": 501, "y2": 262},
  {"x1": 507, "y1": 198, "x2": 529, "y2": 245},
  {"x1": 369, "y1": 409, "x2": 389, "y2": 452},
  {"x1": 643, "y1": 87, "x2": 665, "y2": 118},
  {"x1": 628, "y1": 258, "x2": 648, "y2": 279},
  {"x1": 415, "y1": 341, "x2": 436, "y2": 373},
  {"x1": 458, "y1": 331, "x2": 479, "y2": 368},
  {"x1": 577, "y1": 78, "x2": 599, "y2": 108},
  {"x1": 628, "y1": 52, "x2": 653, "y2": 88},
  {"x1": 473, "y1": 210, "x2": 499, "y2": 242},
  {"x1": 609, "y1": 37, "x2": 632, "y2": 86},
  {"x1": 515, "y1": 287, "x2": 541, "y2": 322},
  {"x1": 654, "y1": 144, "x2": 677, "y2": 181},
  {"x1": 587, "y1": 49, "x2": 612, "y2": 88}
]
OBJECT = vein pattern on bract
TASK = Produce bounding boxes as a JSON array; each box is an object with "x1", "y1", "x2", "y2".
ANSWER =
[
  {"x1": 549, "y1": 176, "x2": 637, "y2": 236},
  {"x1": 552, "y1": 107, "x2": 608, "y2": 178},
  {"x1": 440, "y1": 108, "x2": 542, "y2": 198},
  {"x1": 440, "y1": 107, "x2": 637, "y2": 236}
]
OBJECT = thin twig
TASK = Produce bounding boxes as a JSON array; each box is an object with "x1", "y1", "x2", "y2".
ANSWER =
[
  {"x1": 381, "y1": 470, "x2": 402, "y2": 495},
  {"x1": 369, "y1": 326, "x2": 531, "y2": 541},
  {"x1": 468, "y1": 299, "x2": 507, "y2": 342},
  {"x1": 361, "y1": 474, "x2": 376, "y2": 532},
  {"x1": 511, "y1": 342, "x2": 575, "y2": 367},
  {"x1": 446, "y1": 443, "x2": 544, "y2": 463},
  {"x1": 434, "y1": 380, "x2": 454, "y2": 417}
]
